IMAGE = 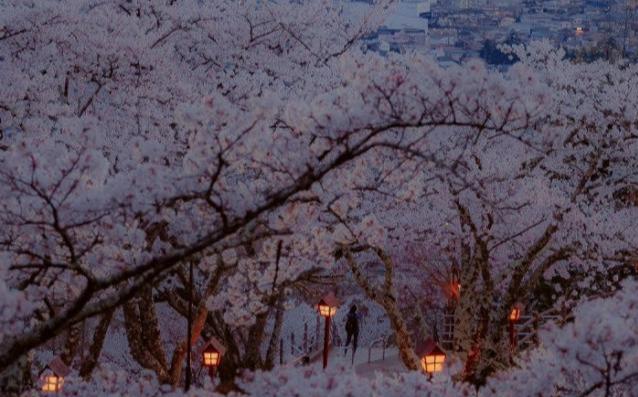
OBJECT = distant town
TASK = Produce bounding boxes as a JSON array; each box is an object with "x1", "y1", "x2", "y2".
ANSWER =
[{"x1": 348, "y1": 0, "x2": 638, "y2": 66}]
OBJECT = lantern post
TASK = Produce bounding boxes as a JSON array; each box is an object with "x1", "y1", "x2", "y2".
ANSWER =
[
  {"x1": 41, "y1": 357, "x2": 70, "y2": 393},
  {"x1": 509, "y1": 303, "x2": 523, "y2": 351},
  {"x1": 317, "y1": 293, "x2": 338, "y2": 369},
  {"x1": 416, "y1": 338, "x2": 446, "y2": 380},
  {"x1": 200, "y1": 338, "x2": 226, "y2": 383}
]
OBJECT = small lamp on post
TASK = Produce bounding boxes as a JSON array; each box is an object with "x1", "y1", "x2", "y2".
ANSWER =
[
  {"x1": 317, "y1": 292, "x2": 338, "y2": 369},
  {"x1": 416, "y1": 338, "x2": 446, "y2": 380},
  {"x1": 509, "y1": 302, "x2": 523, "y2": 351},
  {"x1": 40, "y1": 357, "x2": 70, "y2": 393},
  {"x1": 200, "y1": 338, "x2": 226, "y2": 382}
]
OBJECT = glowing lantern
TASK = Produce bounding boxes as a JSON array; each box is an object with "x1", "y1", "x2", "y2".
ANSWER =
[
  {"x1": 197, "y1": 338, "x2": 226, "y2": 381},
  {"x1": 40, "y1": 357, "x2": 69, "y2": 393},
  {"x1": 317, "y1": 293, "x2": 338, "y2": 318},
  {"x1": 42, "y1": 374, "x2": 64, "y2": 393},
  {"x1": 450, "y1": 266, "x2": 461, "y2": 301},
  {"x1": 203, "y1": 346, "x2": 221, "y2": 367},
  {"x1": 508, "y1": 303, "x2": 524, "y2": 351},
  {"x1": 319, "y1": 304, "x2": 337, "y2": 317},
  {"x1": 509, "y1": 303, "x2": 523, "y2": 322},
  {"x1": 317, "y1": 292, "x2": 339, "y2": 369},
  {"x1": 416, "y1": 338, "x2": 446, "y2": 375}
]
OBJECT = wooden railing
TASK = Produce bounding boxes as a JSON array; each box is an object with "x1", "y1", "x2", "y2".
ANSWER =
[
  {"x1": 441, "y1": 309, "x2": 562, "y2": 351},
  {"x1": 367, "y1": 334, "x2": 393, "y2": 363},
  {"x1": 280, "y1": 318, "x2": 330, "y2": 367}
]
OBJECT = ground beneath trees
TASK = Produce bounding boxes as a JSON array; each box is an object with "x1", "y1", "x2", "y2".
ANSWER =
[{"x1": 306, "y1": 347, "x2": 406, "y2": 378}]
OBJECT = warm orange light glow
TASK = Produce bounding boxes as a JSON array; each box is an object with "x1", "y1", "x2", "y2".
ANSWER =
[
  {"x1": 318, "y1": 304, "x2": 337, "y2": 317},
  {"x1": 451, "y1": 282, "x2": 461, "y2": 299},
  {"x1": 509, "y1": 307, "x2": 521, "y2": 321},
  {"x1": 421, "y1": 353, "x2": 446, "y2": 373},
  {"x1": 42, "y1": 375, "x2": 63, "y2": 393},
  {"x1": 576, "y1": 26, "x2": 584, "y2": 35},
  {"x1": 203, "y1": 351, "x2": 220, "y2": 367}
]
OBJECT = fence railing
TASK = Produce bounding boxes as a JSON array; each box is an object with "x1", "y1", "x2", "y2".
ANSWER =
[
  {"x1": 280, "y1": 318, "x2": 327, "y2": 367},
  {"x1": 282, "y1": 320, "x2": 394, "y2": 367},
  {"x1": 515, "y1": 309, "x2": 561, "y2": 348},
  {"x1": 367, "y1": 334, "x2": 393, "y2": 363},
  {"x1": 441, "y1": 309, "x2": 562, "y2": 352}
]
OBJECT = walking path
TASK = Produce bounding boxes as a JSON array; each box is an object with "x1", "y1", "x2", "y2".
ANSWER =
[{"x1": 303, "y1": 347, "x2": 406, "y2": 378}]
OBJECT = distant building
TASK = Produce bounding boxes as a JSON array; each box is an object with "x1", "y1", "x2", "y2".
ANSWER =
[{"x1": 345, "y1": 0, "x2": 635, "y2": 64}]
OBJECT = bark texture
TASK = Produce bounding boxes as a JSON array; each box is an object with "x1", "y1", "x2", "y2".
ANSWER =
[
  {"x1": 344, "y1": 246, "x2": 420, "y2": 370},
  {"x1": 79, "y1": 308, "x2": 115, "y2": 379}
]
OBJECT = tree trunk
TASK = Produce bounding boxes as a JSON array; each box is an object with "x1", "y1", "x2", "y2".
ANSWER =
[
  {"x1": 344, "y1": 247, "x2": 420, "y2": 370},
  {"x1": 0, "y1": 353, "x2": 32, "y2": 396},
  {"x1": 122, "y1": 299, "x2": 170, "y2": 382},
  {"x1": 453, "y1": 257, "x2": 479, "y2": 355},
  {"x1": 138, "y1": 286, "x2": 168, "y2": 370},
  {"x1": 243, "y1": 312, "x2": 270, "y2": 370},
  {"x1": 470, "y1": 315, "x2": 511, "y2": 385},
  {"x1": 264, "y1": 296, "x2": 285, "y2": 369},
  {"x1": 60, "y1": 322, "x2": 82, "y2": 367},
  {"x1": 167, "y1": 290, "x2": 214, "y2": 386},
  {"x1": 79, "y1": 308, "x2": 115, "y2": 379},
  {"x1": 167, "y1": 261, "x2": 226, "y2": 386},
  {"x1": 382, "y1": 295, "x2": 420, "y2": 370}
]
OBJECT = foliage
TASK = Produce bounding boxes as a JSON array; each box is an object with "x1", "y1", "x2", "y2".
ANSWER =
[{"x1": 0, "y1": 1, "x2": 637, "y2": 395}]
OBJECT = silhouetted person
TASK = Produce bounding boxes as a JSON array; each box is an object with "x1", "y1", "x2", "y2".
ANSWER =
[{"x1": 344, "y1": 305, "x2": 359, "y2": 363}]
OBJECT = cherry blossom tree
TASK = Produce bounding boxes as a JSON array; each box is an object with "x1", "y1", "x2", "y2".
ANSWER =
[
  {"x1": 1, "y1": 1, "x2": 636, "y2": 396},
  {"x1": 0, "y1": 0, "x2": 549, "y2": 387},
  {"x1": 484, "y1": 279, "x2": 638, "y2": 397},
  {"x1": 0, "y1": 0, "x2": 392, "y2": 386},
  {"x1": 14, "y1": 280, "x2": 638, "y2": 397},
  {"x1": 41, "y1": 279, "x2": 638, "y2": 397},
  {"x1": 328, "y1": 44, "x2": 638, "y2": 382}
]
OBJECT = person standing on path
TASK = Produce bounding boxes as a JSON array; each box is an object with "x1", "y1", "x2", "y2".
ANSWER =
[{"x1": 344, "y1": 305, "x2": 360, "y2": 363}]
